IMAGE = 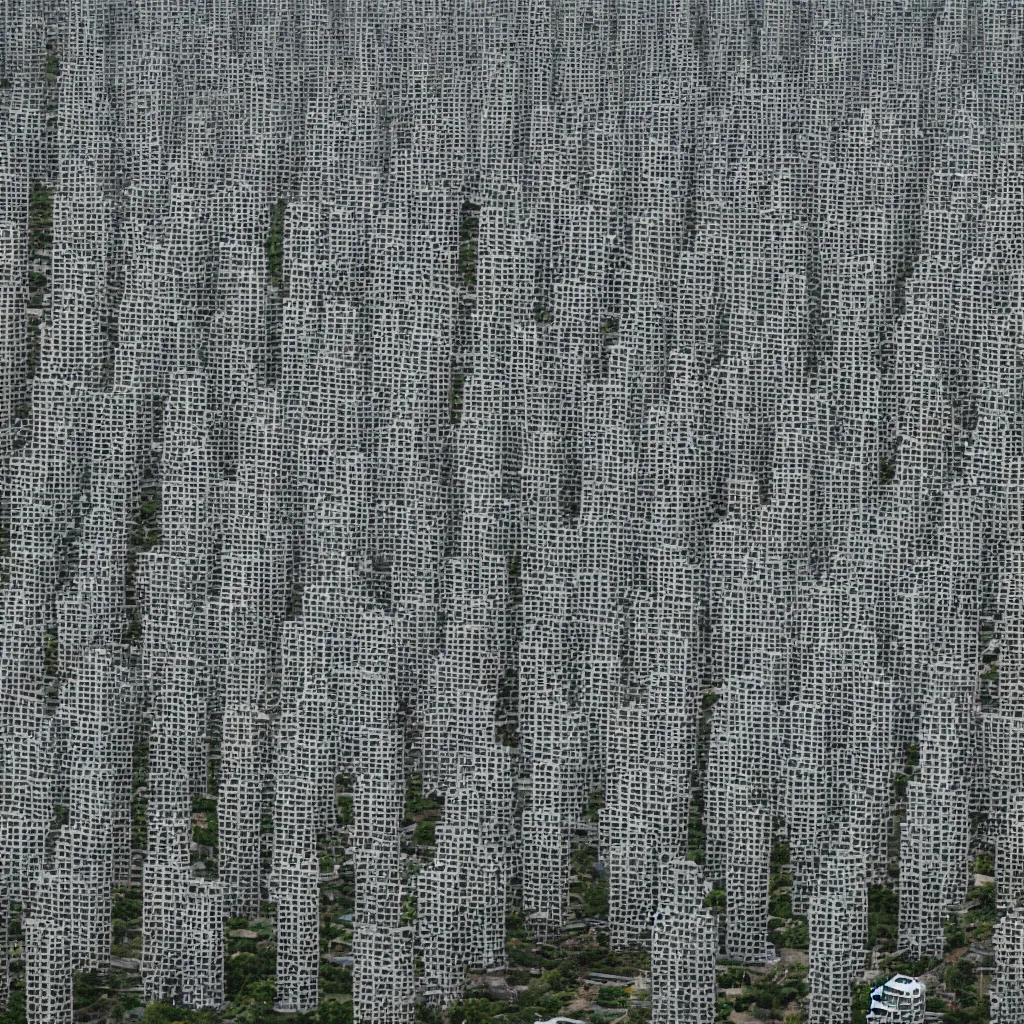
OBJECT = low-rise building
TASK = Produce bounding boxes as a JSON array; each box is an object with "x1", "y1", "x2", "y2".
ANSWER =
[{"x1": 866, "y1": 975, "x2": 926, "y2": 1023}]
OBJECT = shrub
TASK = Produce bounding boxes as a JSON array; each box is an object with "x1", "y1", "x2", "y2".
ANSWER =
[
  {"x1": 596, "y1": 985, "x2": 630, "y2": 1007},
  {"x1": 318, "y1": 1003, "x2": 353, "y2": 1024},
  {"x1": 944, "y1": 958, "x2": 977, "y2": 1004},
  {"x1": 225, "y1": 948, "x2": 277, "y2": 999},
  {"x1": 582, "y1": 877, "x2": 609, "y2": 918},
  {"x1": 717, "y1": 966, "x2": 746, "y2": 988},
  {"x1": 113, "y1": 892, "x2": 143, "y2": 921},
  {"x1": 973, "y1": 854, "x2": 994, "y2": 875},
  {"x1": 555, "y1": 955, "x2": 580, "y2": 987},
  {"x1": 413, "y1": 820, "x2": 436, "y2": 845},
  {"x1": 450, "y1": 997, "x2": 503, "y2": 1024},
  {"x1": 319, "y1": 965, "x2": 352, "y2": 995},
  {"x1": 192, "y1": 825, "x2": 217, "y2": 847}
]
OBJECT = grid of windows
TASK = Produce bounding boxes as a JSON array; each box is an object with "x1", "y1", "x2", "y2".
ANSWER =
[{"x1": 1, "y1": 1, "x2": 1023, "y2": 1021}]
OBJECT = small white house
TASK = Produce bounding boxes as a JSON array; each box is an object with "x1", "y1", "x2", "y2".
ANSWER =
[{"x1": 866, "y1": 974, "x2": 926, "y2": 1024}]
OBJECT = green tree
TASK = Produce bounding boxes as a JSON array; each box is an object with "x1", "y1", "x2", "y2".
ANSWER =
[
  {"x1": 142, "y1": 1005, "x2": 182, "y2": 1024},
  {"x1": 582, "y1": 877, "x2": 609, "y2": 917},
  {"x1": 850, "y1": 982, "x2": 872, "y2": 1023},
  {"x1": 233, "y1": 978, "x2": 276, "y2": 1023},
  {"x1": 451, "y1": 998, "x2": 501, "y2": 1024},
  {"x1": 555, "y1": 955, "x2": 580, "y2": 988},
  {"x1": 944, "y1": 958, "x2": 977, "y2": 1005},
  {"x1": 0, "y1": 986, "x2": 27, "y2": 1024},
  {"x1": 412, "y1": 820, "x2": 435, "y2": 845},
  {"x1": 318, "y1": 1002, "x2": 354, "y2": 1024},
  {"x1": 597, "y1": 986, "x2": 630, "y2": 1007}
]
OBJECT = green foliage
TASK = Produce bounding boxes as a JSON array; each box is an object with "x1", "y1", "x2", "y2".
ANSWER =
[
  {"x1": 73, "y1": 970, "x2": 104, "y2": 1008},
  {"x1": 770, "y1": 916, "x2": 809, "y2": 950},
  {"x1": 43, "y1": 627, "x2": 58, "y2": 674},
  {"x1": 30, "y1": 185, "x2": 53, "y2": 214},
  {"x1": 317, "y1": 1002, "x2": 354, "y2": 1024},
  {"x1": 554, "y1": 955, "x2": 580, "y2": 988},
  {"x1": 230, "y1": 977, "x2": 277, "y2": 1023},
  {"x1": 141, "y1": 1004, "x2": 223, "y2": 1024},
  {"x1": 768, "y1": 889, "x2": 792, "y2": 918},
  {"x1": 850, "y1": 982, "x2": 872, "y2": 1024},
  {"x1": 880, "y1": 953, "x2": 943, "y2": 980},
  {"x1": 687, "y1": 798, "x2": 708, "y2": 865},
  {"x1": 581, "y1": 876, "x2": 609, "y2": 918},
  {"x1": 973, "y1": 854, "x2": 994, "y2": 875},
  {"x1": 319, "y1": 966, "x2": 352, "y2": 995},
  {"x1": 405, "y1": 776, "x2": 444, "y2": 819},
  {"x1": 506, "y1": 910, "x2": 530, "y2": 941},
  {"x1": 225, "y1": 947, "x2": 276, "y2": 1000},
  {"x1": 0, "y1": 983, "x2": 26, "y2": 1024},
  {"x1": 879, "y1": 457, "x2": 896, "y2": 484},
  {"x1": 450, "y1": 997, "x2": 504, "y2": 1024},
  {"x1": 968, "y1": 882, "x2": 996, "y2": 918},
  {"x1": 733, "y1": 976, "x2": 808, "y2": 1014},
  {"x1": 596, "y1": 985, "x2": 630, "y2": 1007},
  {"x1": 113, "y1": 888, "x2": 142, "y2": 921},
  {"x1": 266, "y1": 200, "x2": 286, "y2": 287},
  {"x1": 943, "y1": 996, "x2": 989, "y2": 1024},
  {"x1": 717, "y1": 966, "x2": 746, "y2": 988},
  {"x1": 336, "y1": 792, "x2": 354, "y2": 826},
  {"x1": 572, "y1": 847, "x2": 596, "y2": 876},
  {"x1": 458, "y1": 202, "x2": 480, "y2": 289},
  {"x1": 705, "y1": 888, "x2": 726, "y2": 908},
  {"x1": 520, "y1": 991, "x2": 561, "y2": 1017},
  {"x1": 143, "y1": 1004, "x2": 177, "y2": 1023},
  {"x1": 945, "y1": 916, "x2": 967, "y2": 952},
  {"x1": 401, "y1": 893, "x2": 417, "y2": 924},
  {"x1": 130, "y1": 489, "x2": 162, "y2": 555},
  {"x1": 771, "y1": 842, "x2": 791, "y2": 867},
  {"x1": 944, "y1": 958, "x2": 977, "y2": 1005},
  {"x1": 868, "y1": 884, "x2": 899, "y2": 949},
  {"x1": 411, "y1": 820, "x2": 435, "y2": 848},
  {"x1": 193, "y1": 822, "x2": 217, "y2": 847},
  {"x1": 584, "y1": 789, "x2": 605, "y2": 822}
]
